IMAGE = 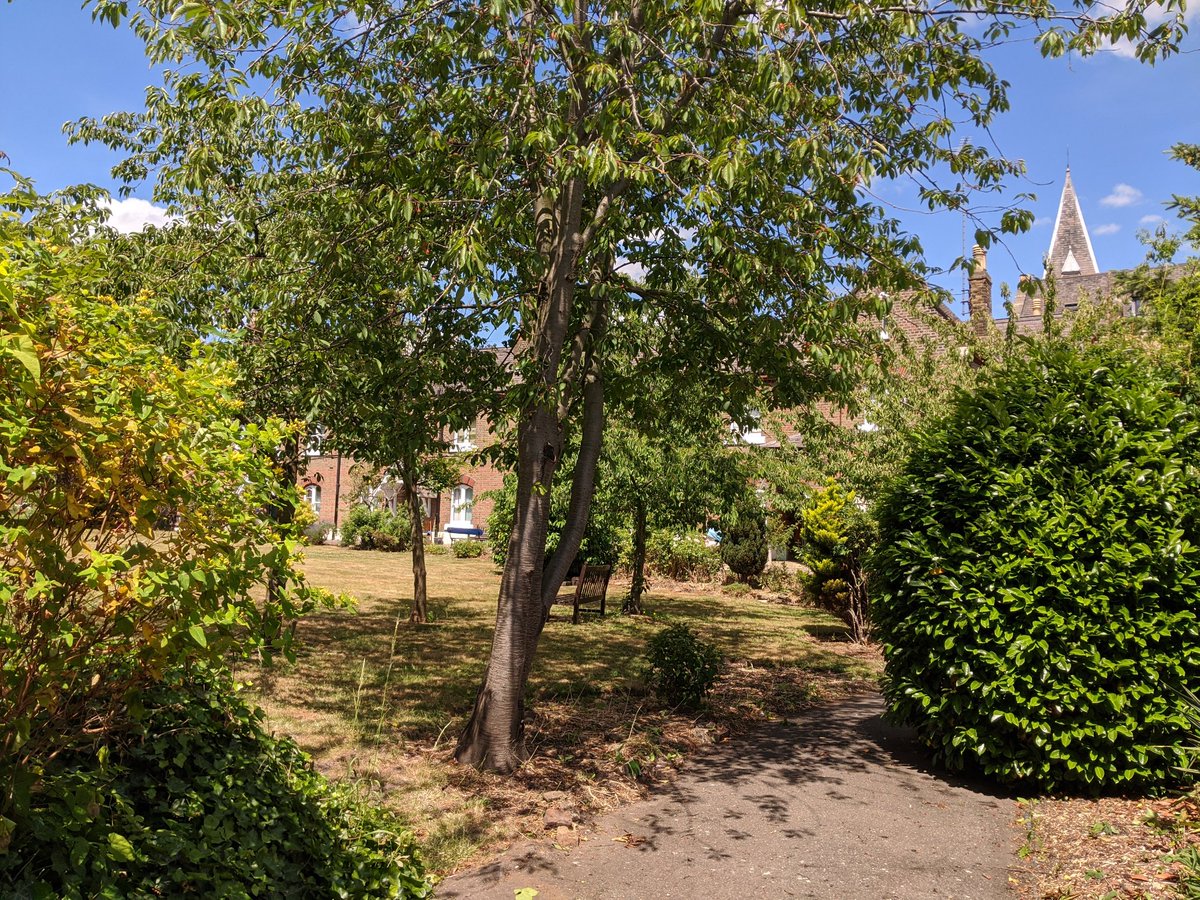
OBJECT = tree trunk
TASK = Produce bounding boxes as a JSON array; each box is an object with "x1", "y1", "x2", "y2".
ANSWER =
[
  {"x1": 405, "y1": 458, "x2": 428, "y2": 624},
  {"x1": 623, "y1": 499, "x2": 648, "y2": 615},
  {"x1": 454, "y1": 406, "x2": 562, "y2": 772},
  {"x1": 454, "y1": 178, "x2": 587, "y2": 772}
]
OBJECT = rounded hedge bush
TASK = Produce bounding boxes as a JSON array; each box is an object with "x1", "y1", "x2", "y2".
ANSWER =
[{"x1": 872, "y1": 344, "x2": 1200, "y2": 791}]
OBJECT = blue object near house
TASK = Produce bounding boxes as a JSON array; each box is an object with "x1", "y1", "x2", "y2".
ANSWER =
[
  {"x1": 446, "y1": 525, "x2": 484, "y2": 541},
  {"x1": 706, "y1": 527, "x2": 722, "y2": 544}
]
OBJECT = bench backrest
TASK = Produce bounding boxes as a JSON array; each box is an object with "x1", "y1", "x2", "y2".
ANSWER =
[{"x1": 572, "y1": 563, "x2": 612, "y2": 623}]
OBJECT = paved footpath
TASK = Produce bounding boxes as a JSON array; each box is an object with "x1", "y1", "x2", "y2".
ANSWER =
[{"x1": 439, "y1": 693, "x2": 1016, "y2": 899}]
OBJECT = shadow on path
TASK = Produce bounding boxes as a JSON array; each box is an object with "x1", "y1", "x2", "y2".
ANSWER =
[{"x1": 439, "y1": 692, "x2": 1015, "y2": 900}]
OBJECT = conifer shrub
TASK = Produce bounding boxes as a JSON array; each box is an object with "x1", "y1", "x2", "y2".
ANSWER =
[
  {"x1": 796, "y1": 480, "x2": 877, "y2": 642},
  {"x1": 872, "y1": 344, "x2": 1200, "y2": 791},
  {"x1": 721, "y1": 500, "x2": 769, "y2": 583}
]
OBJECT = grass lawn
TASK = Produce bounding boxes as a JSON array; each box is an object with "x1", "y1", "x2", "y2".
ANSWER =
[{"x1": 239, "y1": 544, "x2": 879, "y2": 875}]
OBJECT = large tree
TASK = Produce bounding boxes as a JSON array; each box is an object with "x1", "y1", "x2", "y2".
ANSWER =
[{"x1": 78, "y1": 0, "x2": 1184, "y2": 772}]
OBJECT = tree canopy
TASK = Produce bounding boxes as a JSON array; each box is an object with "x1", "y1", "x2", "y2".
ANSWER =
[{"x1": 77, "y1": 0, "x2": 1188, "y2": 772}]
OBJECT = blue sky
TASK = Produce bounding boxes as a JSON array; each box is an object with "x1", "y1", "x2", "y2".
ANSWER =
[{"x1": 2, "y1": 1, "x2": 1199, "y2": 316}]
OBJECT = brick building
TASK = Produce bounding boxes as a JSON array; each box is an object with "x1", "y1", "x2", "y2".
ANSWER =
[{"x1": 298, "y1": 413, "x2": 508, "y2": 543}]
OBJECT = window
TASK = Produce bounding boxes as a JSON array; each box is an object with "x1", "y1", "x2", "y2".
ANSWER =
[
  {"x1": 732, "y1": 409, "x2": 766, "y2": 445},
  {"x1": 450, "y1": 426, "x2": 476, "y2": 453},
  {"x1": 305, "y1": 425, "x2": 327, "y2": 457},
  {"x1": 451, "y1": 484, "x2": 474, "y2": 524},
  {"x1": 305, "y1": 484, "x2": 321, "y2": 516}
]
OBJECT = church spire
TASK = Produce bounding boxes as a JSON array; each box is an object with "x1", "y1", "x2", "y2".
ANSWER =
[{"x1": 1046, "y1": 167, "x2": 1098, "y2": 277}]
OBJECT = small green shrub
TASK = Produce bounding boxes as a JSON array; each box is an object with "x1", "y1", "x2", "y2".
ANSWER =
[
  {"x1": 424, "y1": 543, "x2": 448, "y2": 556},
  {"x1": 340, "y1": 505, "x2": 411, "y2": 551},
  {"x1": 644, "y1": 624, "x2": 723, "y2": 708},
  {"x1": 758, "y1": 563, "x2": 797, "y2": 595},
  {"x1": 796, "y1": 480, "x2": 877, "y2": 642},
  {"x1": 721, "y1": 500, "x2": 769, "y2": 583},
  {"x1": 451, "y1": 539, "x2": 484, "y2": 558},
  {"x1": 642, "y1": 530, "x2": 722, "y2": 582},
  {"x1": 722, "y1": 581, "x2": 752, "y2": 597},
  {"x1": 873, "y1": 343, "x2": 1200, "y2": 791},
  {"x1": 304, "y1": 522, "x2": 330, "y2": 545},
  {"x1": 1, "y1": 669, "x2": 431, "y2": 898}
]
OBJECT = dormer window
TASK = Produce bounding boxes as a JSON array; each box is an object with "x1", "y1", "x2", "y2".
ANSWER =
[
  {"x1": 305, "y1": 425, "x2": 327, "y2": 457},
  {"x1": 450, "y1": 426, "x2": 476, "y2": 453},
  {"x1": 732, "y1": 410, "x2": 766, "y2": 445}
]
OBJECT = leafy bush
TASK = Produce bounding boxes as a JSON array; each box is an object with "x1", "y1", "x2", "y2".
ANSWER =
[
  {"x1": 1, "y1": 668, "x2": 431, "y2": 898},
  {"x1": 424, "y1": 542, "x2": 448, "y2": 556},
  {"x1": 721, "y1": 500, "x2": 769, "y2": 583},
  {"x1": 293, "y1": 499, "x2": 319, "y2": 537},
  {"x1": 644, "y1": 624, "x2": 723, "y2": 708},
  {"x1": 0, "y1": 207, "x2": 314, "y2": 818},
  {"x1": 642, "y1": 530, "x2": 722, "y2": 582},
  {"x1": 796, "y1": 480, "x2": 877, "y2": 642},
  {"x1": 303, "y1": 522, "x2": 330, "y2": 545},
  {"x1": 722, "y1": 582, "x2": 752, "y2": 597},
  {"x1": 340, "y1": 505, "x2": 411, "y2": 551},
  {"x1": 872, "y1": 344, "x2": 1200, "y2": 790},
  {"x1": 451, "y1": 540, "x2": 484, "y2": 558},
  {"x1": 758, "y1": 563, "x2": 799, "y2": 595}
]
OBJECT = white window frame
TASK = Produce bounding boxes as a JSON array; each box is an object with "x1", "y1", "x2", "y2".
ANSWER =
[
  {"x1": 305, "y1": 425, "x2": 327, "y2": 457},
  {"x1": 450, "y1": 427, "x2": 476, "y2": 453},
  {"x1": 450, "y1": 484, "x2": 474, "y2": 525},
  {"x1": 732, "y1": 409, "x2": 766, "y2": 445},
  {"x1": 305, "y1": 483, "x2": 321, "y2": 516}
]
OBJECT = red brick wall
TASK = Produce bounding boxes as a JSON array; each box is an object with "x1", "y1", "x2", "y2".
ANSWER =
[
  {"x1": 298, "y1": 453, "x2": 356, "y2": 529},
  {"x1": 439, "y1": 410, "x2": 508, "y2": 536}
]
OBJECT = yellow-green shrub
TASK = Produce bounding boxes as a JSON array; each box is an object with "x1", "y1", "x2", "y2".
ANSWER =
[{"x1": 0, "y1": 203, "x2": 313, "y2": 830}]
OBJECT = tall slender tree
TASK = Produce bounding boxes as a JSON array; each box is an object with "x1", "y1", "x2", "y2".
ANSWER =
[{"x1": 78, "y1": 0, "x2": 1185, "y2": 772}]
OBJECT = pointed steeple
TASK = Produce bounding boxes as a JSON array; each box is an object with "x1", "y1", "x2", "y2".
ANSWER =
[{"x1": 1046, "y1": 167, "x2": 1099, "y2": 277}]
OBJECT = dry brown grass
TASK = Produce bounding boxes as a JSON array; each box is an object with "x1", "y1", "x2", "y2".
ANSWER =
[{"x1": 238, "y1": 545, "x2": 879, "y2": 875}]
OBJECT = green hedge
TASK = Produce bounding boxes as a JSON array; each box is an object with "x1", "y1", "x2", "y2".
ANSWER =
[
  {"x1": 872, "y1": 344, "x2": 1200, "y2": 791},
  {"x1": 1, "y1": 670, "x2": 431, "y2": 898},
  {"x1": 642, "y1": 530, "x2": 722, "y2": 582},
  {"x1": 341, "y1": 505, "x2": 412, "y2": 552}
]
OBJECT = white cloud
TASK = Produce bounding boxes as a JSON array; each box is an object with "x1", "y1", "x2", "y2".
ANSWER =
[
  {"x1": 1140, "y1": 214, "x2": 1165, "y2": 225},
  {"x1": 102, "y1": 197, "x2": 172, "y2": 233},
  {"x1": 1107, "y1": 4, "x2": 1199, "y2": 58},
  {"x1": 1100, "y1": 183, "x2": 1143, "y2": 208},
  {"x1": 1033, "y1": 216, "x2": 1052, "y2": 227},
  {"x1": 1094, "y1": 223, "x2": 1121, "y2": 236}
]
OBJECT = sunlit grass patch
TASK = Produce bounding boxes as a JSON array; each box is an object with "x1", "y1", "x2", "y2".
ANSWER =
[{"x1": 240, "y1": 544, "x2": 880, "y2": 874}]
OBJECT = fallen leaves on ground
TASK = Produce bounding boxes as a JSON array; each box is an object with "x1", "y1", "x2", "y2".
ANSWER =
[{"x1": 1012, "y1": 793, "x2": 1200, "y2": 899}]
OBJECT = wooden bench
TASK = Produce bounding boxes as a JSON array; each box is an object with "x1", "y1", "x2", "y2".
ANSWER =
[
  {"x1": 545, "y1": 563, "x2": 613, "y2": 624},
  {"x1": 571, "y1": 563, "x2": 612, "y2": 624}
]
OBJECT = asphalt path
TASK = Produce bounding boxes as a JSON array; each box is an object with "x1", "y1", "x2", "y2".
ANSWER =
[{"x1": 439, "y1": 693, "x2": 1015, "y2": 899}]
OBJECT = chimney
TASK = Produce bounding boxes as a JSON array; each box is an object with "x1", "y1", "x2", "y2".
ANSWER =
[
  {"x1": 1029, "y1": 281, "x2": 1043, "y2": 318},
  {"x1": 968, "y1": 245, "x2": 992, "y2": 338}
]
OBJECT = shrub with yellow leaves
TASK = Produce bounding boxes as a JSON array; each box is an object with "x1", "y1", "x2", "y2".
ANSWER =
[{"x1": 0, "y1": 181, "x2": 315, "y2": 825}]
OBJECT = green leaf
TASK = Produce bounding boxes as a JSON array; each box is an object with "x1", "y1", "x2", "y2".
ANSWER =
[
  {"x1": 107, "y1": 832, "x2": 136, "y2": 862},
  {"x1": 188, "y1": 624, "x2": 207, "y2": 648}
]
